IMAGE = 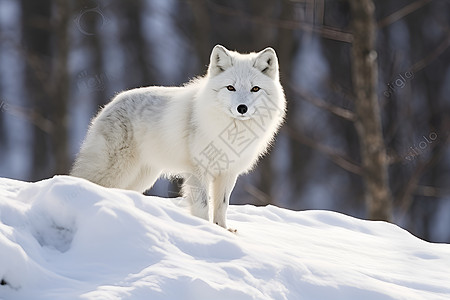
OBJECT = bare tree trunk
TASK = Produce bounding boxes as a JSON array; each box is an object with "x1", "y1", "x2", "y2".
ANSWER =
[
  {"x1": 21, "y1": 0, "x2": 52, "y2": 180},
  {"x1": 21, "y1": 0, "x2": 70, "y2": 178},
  {"x1": 253, "y1": 0, "x2": 284, "y2": 205},
  {"x1": 0, "y1": 24, "x2": 5, "y2": 150},
  {"x1": 116, "y1": 0, "x2": 154, "y2": 87},
  {"x1": 51, "y1": 0, "x2": 70, "y2": 175},
  {"x1": 188, "y1": 0, "x2": 211, "y2": 68},
  {"x1": 349, "y1": 0, "x2": 392, "y2": 221}
]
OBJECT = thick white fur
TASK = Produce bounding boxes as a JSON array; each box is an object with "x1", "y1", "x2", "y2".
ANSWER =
[{"x1": 71, "y1": 45, "x2": 286, "y2": 229}]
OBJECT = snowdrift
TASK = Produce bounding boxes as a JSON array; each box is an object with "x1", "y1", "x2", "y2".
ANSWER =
[{"x1": 0, "y1": 176, "x2": 449, "y2": 300}]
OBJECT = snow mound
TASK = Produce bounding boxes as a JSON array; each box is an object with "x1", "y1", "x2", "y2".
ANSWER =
[{"x1": 1, "y1": 176, "x2": 449, "y2": 300}]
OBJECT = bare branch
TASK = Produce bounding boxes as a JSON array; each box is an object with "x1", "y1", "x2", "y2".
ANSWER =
[
  {"x1": 283, "y1": 126, "x2": 362, "y2": 175},
  {"x1": 2, "y1": 103, "x2": 54, "y2": 133},
  {"x1": 243, "y1": 183, "x2": 272, "y2": 206},
  {"x1": 289, "y1": 83, "x2": 356, "y2": 121},
  {"x1": 326, "y1": 81, "x2": 355, "y2": 109},
  {"x1": 399, "y1": 134, "x2": 450, "y2": 215},
  {"x1": 410, "y1": 29, "x2": 450, "y2": 73},
  {"x1": 208, "y1": 1, "x2": 353, "y2": 43},
  {"x1": 377, "y1": 0, "x2": 433, "y2": 29},
  {"x1": 415, "y1": 185, "x2": 450, "y2": 198}
]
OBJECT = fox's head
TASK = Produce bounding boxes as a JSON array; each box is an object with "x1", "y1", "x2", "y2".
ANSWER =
[{"x1": 205, "y1": 45, "x2": 284, "y2": 121}]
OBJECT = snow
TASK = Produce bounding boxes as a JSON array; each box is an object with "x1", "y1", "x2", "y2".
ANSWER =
[{"x1": 1, "y1": 176, "x2": 449, "y2": 300}]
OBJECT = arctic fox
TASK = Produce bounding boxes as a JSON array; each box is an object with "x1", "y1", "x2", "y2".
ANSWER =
[{"x1": 71, "y1": 45, "x2": 286, "y2": 230}]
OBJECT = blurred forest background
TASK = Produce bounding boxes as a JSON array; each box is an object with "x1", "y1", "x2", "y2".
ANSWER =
[{"x1": 0, "y1": 0, "x2": 449, "y2": 242}]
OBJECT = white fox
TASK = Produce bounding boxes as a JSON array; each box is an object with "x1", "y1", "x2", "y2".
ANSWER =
[{"x1": 71, "y1": 45, "x2": 286, "y2": 230}]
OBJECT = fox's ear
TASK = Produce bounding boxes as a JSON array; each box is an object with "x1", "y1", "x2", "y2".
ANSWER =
[
  {"x1": 208, "y1": 45, "x2": 233, "y2": 76},
  {"x1": 254, "y1": 47, "x2": 279, "y2": 79}
]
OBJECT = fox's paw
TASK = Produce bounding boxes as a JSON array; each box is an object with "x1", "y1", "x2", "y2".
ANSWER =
[
  {"x1": 214, "y1": 221, "x2": 237, "y2": 233},
  {"x1": 228, "y1": 228, "x2": 237, "y2": 234}
]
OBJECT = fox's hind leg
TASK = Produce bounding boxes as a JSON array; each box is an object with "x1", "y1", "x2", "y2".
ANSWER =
[
  {"x1": 181, "y1": 173, "x2": 210, "y2": 222},
  {"x1": 126, "y1": 166, "x2": 161, "y2": 193},
  {"x1": 71, "y1": 116, "x2": 142, "y2": 190},
  {"x1": 70, "y1": 136, "x2": 133, "y2": 188}
]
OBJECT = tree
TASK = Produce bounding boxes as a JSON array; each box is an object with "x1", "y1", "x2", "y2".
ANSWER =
[
  {"x1": 349, "y1": 0, "x2": 392, "y2": 221},
  {"x1": 21, "y1": 0, "x2": 70, "y2": 179},
  {"x1": 21, "y1": 0, "x2": 53, "y2": 179},
  {"x1": 51, "y1": 0, "x2": 71, "y2": 175}
]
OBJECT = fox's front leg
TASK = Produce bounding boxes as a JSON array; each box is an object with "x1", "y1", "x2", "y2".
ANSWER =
[
  {"x1": 212, "y1": 175, "x2": 237, "y2": 230},
  {"x1": 182, "y1": 173, "x2": 210, "y2": 221}
]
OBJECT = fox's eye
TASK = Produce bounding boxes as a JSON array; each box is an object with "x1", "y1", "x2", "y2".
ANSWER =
[
  {"x1": 251, "y1": 86, "x2": 260, "y2": 92},
  {"x1": 226, "y1": 85, "x2": 236, "y2": 91}
]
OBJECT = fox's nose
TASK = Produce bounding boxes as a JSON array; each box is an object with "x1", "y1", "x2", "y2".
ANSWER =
[{"x1": 237, "y1": 104, "x2": 248, "y2": 115}]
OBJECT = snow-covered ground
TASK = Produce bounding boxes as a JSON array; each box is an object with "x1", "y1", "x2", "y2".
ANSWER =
[{"x1": 0, "y1": 176, "x2": 449, "y2": 300}]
